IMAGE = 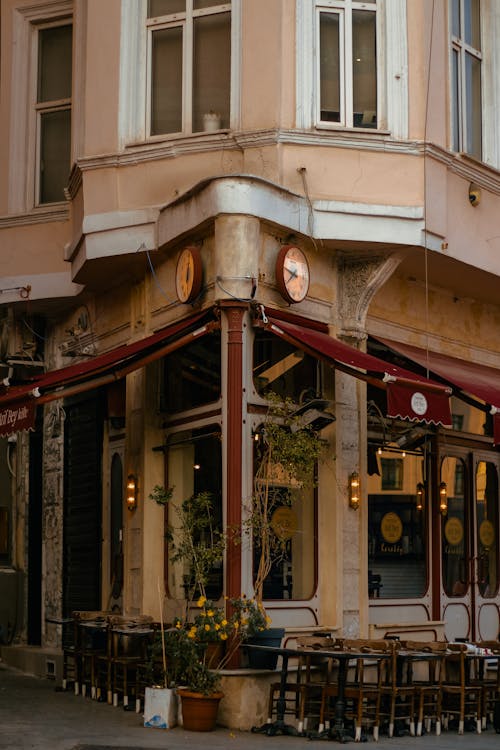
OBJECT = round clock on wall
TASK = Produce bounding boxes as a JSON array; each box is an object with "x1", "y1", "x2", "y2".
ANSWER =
[
  {"x1": 175, "y1": 246, "x2": 203, "y2": 303},
  {"x1": 275, "y1": 245, "x2": 310, "y2": 303}
]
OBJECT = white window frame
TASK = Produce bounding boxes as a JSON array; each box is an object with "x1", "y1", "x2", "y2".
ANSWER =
[
  {"x1": 9, "y1": 2, "x2": 73, "y2": 213},
  {"x1": 297, "y1": 0, "x2": 408, "y2": 138},
  {"x1": 119, "y1": 0, "x2": 241, "y2": 146},
  {"x1": 449, "y1": 0, "x2": 483, "y2": 159},
  {"x1": 34, "y1": 20, "x2": 73, "y2": 206}
]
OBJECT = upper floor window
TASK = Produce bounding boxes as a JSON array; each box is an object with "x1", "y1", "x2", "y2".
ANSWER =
[
  {"x1": 450, "y1": 0, "x2": 482, "y2": 159},
  {"x1": 317, "y1": 0, "x2": 377, "y2": 129},
  {"x1": 147, "y1": 1, "x2": 231, "y2": 136},
  {"x1": 36, "y1": 23, "x2": 72, "y2": 204}
]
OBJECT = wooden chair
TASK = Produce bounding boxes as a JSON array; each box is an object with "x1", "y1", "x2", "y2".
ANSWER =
[
  {"x1": 265, "y1": 635, "x2": 336, "y2": 734},
  {"x1": 441, "y1": 643, "x2": 482, "y2": 734},
  {"x1": 402, "y1": 640, "x2": 447, "y2": 736},
  {"x1": 73, "y1": 610, "x2": 109, "y2": 699},
  {"x1": 97, "y1": 614, "x2": 154, "y2": 708},
  {"x1": 320, "y1": 638, "x2": 391, "y2": 741},
  {"x1": 471, "y1": 641, "x2": 500, "y2": 728}
]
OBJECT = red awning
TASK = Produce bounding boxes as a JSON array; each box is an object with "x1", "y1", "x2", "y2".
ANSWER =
[
  {"x1": 0, "y1": 310, "x2": 216, "y2": 437},
  {"x1": 259, "y1": 312, "x2": 452, "y2": 427},
  {"x1": 375, "y1": 336, "x2": 500, "y2": 445}
]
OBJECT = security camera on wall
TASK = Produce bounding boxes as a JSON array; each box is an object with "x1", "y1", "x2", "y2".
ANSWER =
[{"x1": 469, "y1": 182, "x2": 481, "y2": 207}]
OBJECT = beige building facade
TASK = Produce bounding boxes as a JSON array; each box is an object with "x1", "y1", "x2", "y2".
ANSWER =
[{"x1": 1, "y1": 0, "x2": 500, "y2": 692}]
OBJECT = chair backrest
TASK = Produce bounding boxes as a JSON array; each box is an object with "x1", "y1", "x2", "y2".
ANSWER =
[{"x1": 296, "y1": 635, "x2": 335, "y2": 650}]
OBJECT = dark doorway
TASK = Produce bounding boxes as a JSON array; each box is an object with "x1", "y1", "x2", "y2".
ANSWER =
[{"x1": 63, "y1": 393, "x2": 103, "y2": 616}]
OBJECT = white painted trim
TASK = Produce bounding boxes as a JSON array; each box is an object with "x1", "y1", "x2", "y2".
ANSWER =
[
  {"x1": 384, "y1": 0, "x2": 408, "y2": 139},
  {"x1": 481, "y1": 0, "x2": 500, "y2": 169},
  {"x1": 119, "y1": 0, "x2": 147, "y2": 147}
]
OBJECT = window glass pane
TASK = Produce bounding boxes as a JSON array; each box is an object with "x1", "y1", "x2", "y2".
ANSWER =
[
  {"x1": 319, "y1": 12, "x2": 340, "y2": 122},
  {"x1": 37, "y1": 25, "x2": 72, "y2": 103},
  {"x1": 253, "y1": 430, "x2": 316, "y2": 601},
  {"x1": 148, "y1": 0, "x2": 185, "y2": 17},
  {"x1": 162, "y1": 331, "x2": 221, "y2": 412},
  {"x1": 476, "y1": 461, "x2": 498, "y2": 598},
  {"x1": 442, "y1": 456, "x2": 468, "y2": 597},
  {"x1": 167, "y1": 427, "x2": 223, "y2": 600},
  {"x1": 368, "y1": 453, "x2": 427, "y2": 599},
  {"x1": 465, "y1": 52, "x2": 482, "y2": 158},
  {"x1": 451, "y1": 0, "x2": 460, "y2": 38},
  {"x1": 194, "y1": 0, "x2": 230, "y2": 9},
  {"x1": 352, "y1": 10, "x2": 377, "y2": 127},
  {"x1": 253, "y1": 329, "x2": 320, "y2": 403},
  {"x1": 151, "y1": 27, "x2": 183, "y2": 135},
  {"x1": 192, "y1": 12, "x2": 231, "y2": 132},
  {"x1": 39, "y1": 109, "x2": 71, "y2": 204},
  {"x1": 464, "y1": 0, "x2": 481, "y2": 49},
  {"x1": 451, "y1": 49, "x2": 460, "y2": 151}
]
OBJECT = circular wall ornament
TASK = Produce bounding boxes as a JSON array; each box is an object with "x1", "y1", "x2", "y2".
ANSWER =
[
  {"x1": 411, "y1": 392, "x2": 428, "y2": 416},
  {"x1": 275, "y1": 245, "x2": 310, "y2": 303},
  {"x1": 175, "y1": 246, "x2": 203, "y2": 303}
]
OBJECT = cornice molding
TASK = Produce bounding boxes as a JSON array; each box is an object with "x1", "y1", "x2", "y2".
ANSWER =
[
  {"x1": 0, "y1": 206, "x2": 69, "y2": 228},
  {"x1": 425, "y1": 143, "x2": 500, "y2": 195}
]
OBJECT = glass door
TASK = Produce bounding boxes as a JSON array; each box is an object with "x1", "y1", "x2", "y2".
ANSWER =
[{"x1": 440, "y1": 449, "x2": 500, "y2": 641}]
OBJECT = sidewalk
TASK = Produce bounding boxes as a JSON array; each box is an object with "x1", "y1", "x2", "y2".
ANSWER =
[{"x1": 1, "y1": 662, "x2": 500, "y2": 750}]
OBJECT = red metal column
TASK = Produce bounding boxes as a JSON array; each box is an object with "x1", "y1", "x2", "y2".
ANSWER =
[{"x1": 222, "y1": 302, "x2": 245, "y2": 604}]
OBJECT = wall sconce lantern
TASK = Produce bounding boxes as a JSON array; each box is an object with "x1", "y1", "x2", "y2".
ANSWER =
[
  {"x1": 126, "y1": 474, "x2": 138, "y2": 512},
  {"x1": 416, "y1": 482, "x2": 425, "y2": 512},
  {"x1": 348, "y1": 471, "x2": 360, "y2": 510},
  {"x1": 439, "y1": 481, "x2": 448, "y2": 516}
]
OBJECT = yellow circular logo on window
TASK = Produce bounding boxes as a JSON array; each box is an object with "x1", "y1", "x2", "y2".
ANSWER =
[
  {"x1": 380, "y1": 512, "x2": 403, "y2": 544},
  {"x1": 271, "y1": 507, "x2": 298, "y2": 540},
  {"x1": 479, "y1": 520, "x2": 495, "y2": 549},
  {"x1": 444, "y1": 517, "x2": 464, "y2": 546}
]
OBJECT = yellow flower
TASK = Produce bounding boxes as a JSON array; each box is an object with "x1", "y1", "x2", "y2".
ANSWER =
[
  {"x1": 221, "y1": 633, "x2": 228, "y2": 640},
  {"x1": 187, "y1": 629, "x2": 196, "y2": 639},
  {"x1": 233, "y1": 621, "x2": 240, "y2": 630},
  {"x1": 204, "y1": 624, "x2": 210, "y2": 631},
  {"x1": 197, "y1": 595, "x2": 207, "y2": 608},
  {"x1": 207, "y1": 609, "x2": 214, "y2": 617},
  {"x1": 221, "y1": 619, "x2": 227, "y2": 626},
  {"x1": 175, "y1": 621, "x2": 182, "y2": 629},
  {"x1": 215, "y1": 624, "x2": 220, "y2": 630}
]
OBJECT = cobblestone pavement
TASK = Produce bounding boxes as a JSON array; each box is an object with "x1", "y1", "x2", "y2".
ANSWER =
[{"x1": 1, "y1": 663, "x2": 499, "y2": 750}]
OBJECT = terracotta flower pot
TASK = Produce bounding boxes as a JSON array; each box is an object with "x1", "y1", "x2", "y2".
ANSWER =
[{"x1": 177, "y1": 688, "x2": 224, "y2": 731}]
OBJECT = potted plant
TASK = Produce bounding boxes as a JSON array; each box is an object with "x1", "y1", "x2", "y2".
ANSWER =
[{"x1": 172, "y1": 594, "x2": 268, "y2": 730}]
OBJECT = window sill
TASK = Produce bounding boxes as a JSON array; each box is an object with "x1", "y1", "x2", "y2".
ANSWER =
[
  {"x1": 315, "y1": 124, "x2": 391, "y2": 137},
  {"x1": 125, "y1": 129, "x2": 231, "y2": 149}
]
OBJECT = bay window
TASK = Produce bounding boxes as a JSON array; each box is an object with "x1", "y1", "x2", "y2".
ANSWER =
[
  {"x1": 317, "y1": 0, "x2": 377, "y2": 129},
  {"x1": 450, "y1": 0, "x2": 482, "y2": 159},
  {"x1": 147, "y1": 1, "x2": 231, "y2": 136},
  {"x1": 36, "y1": 23, "x2": 72, "y2": 204}
]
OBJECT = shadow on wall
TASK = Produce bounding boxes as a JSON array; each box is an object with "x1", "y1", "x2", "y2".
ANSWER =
[{"x1": 0, "y1": 568, "x2": 24, "y2": 644}]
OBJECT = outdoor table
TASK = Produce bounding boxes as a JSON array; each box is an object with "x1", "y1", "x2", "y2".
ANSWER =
[{"x1": 245, "y1": 643, "x2": 390, "y2": 742}]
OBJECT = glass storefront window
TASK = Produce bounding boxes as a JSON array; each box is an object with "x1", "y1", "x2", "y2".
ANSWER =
[
  {"x1": 162, "y1": 331, "x2": 221, "y2": 413},
  {"x1": 475, "y1": 460, "x2": 499, "y2": 598},
  {"x1": 252, "y1": 429, "x2": 316, "y2": 601},
  {"x1": 441, "y1": 456, "x2": 468, "y2": 597},
  {"x1": 167, "y1": 426, "x2": 223, "y2": 599},
  {"x1": 253, "y1": 328, "x2": 321, "y2": 402},
  {"x1": 368, "y1": 452, "x2": 427, "y2": 598}
]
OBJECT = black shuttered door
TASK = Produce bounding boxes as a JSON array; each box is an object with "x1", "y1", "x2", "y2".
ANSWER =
[{"x1": 63, "y1": 394, "x2": 103, "y2": 616}]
